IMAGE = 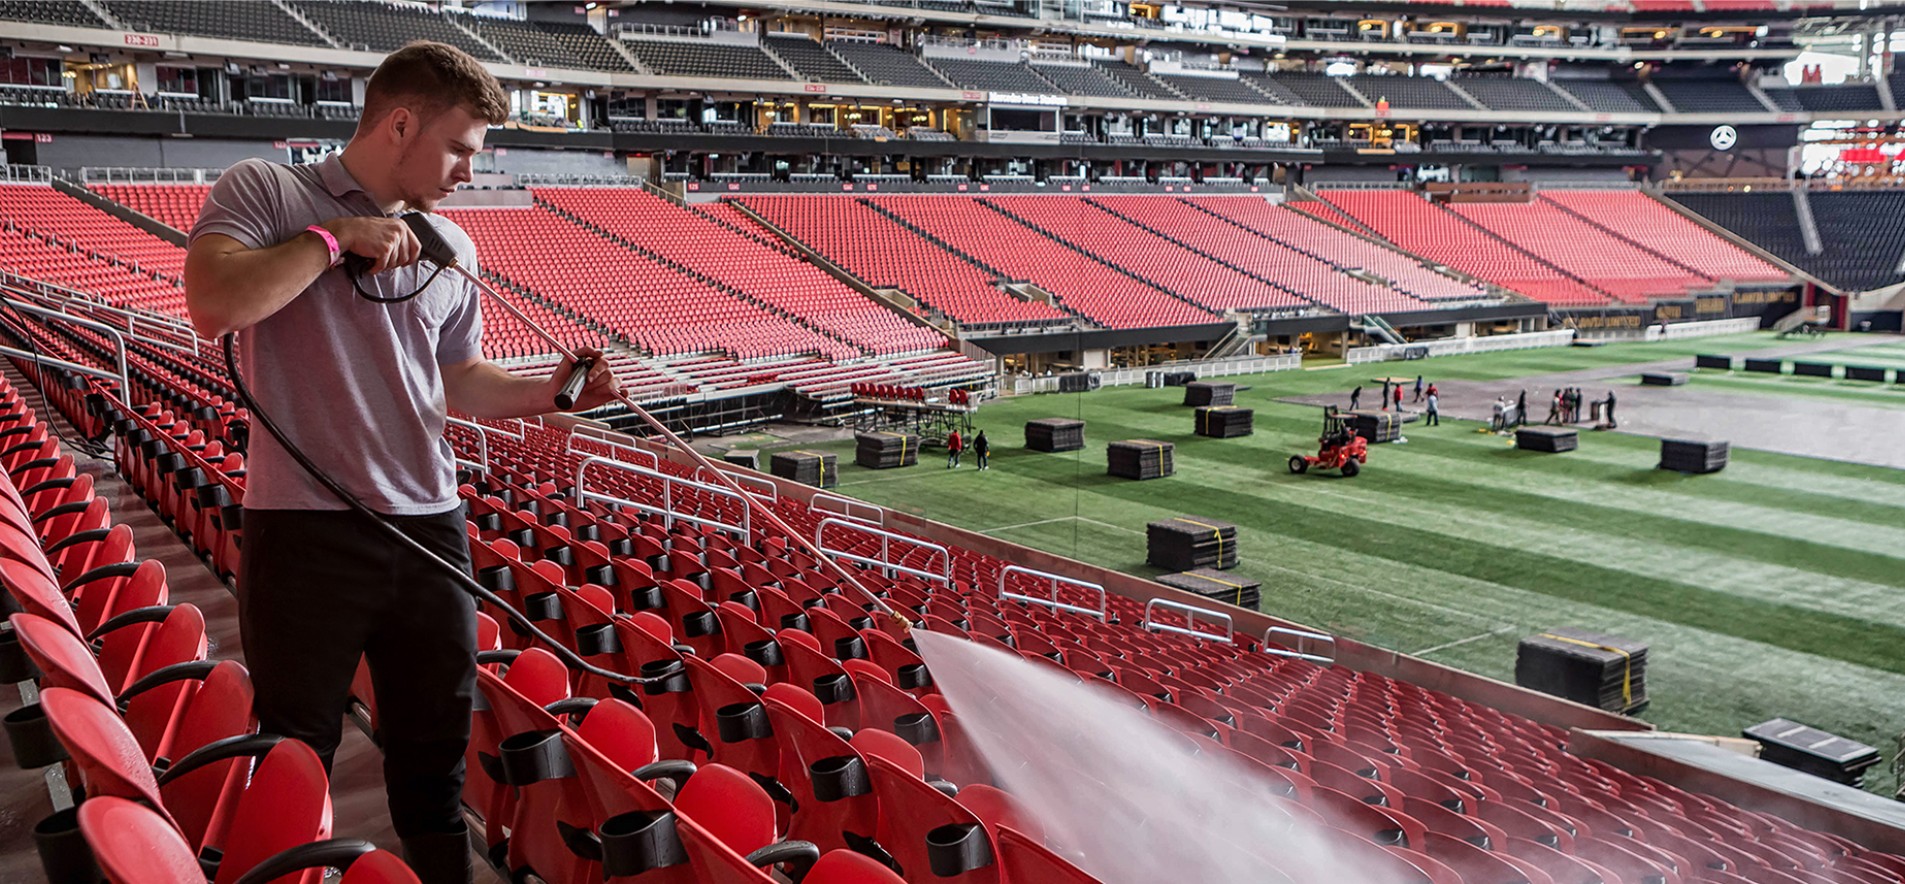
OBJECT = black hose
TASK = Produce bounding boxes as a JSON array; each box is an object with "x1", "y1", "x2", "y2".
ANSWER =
[{"x1": 220, "y1": 333, "x2": 658, "y2": 687}]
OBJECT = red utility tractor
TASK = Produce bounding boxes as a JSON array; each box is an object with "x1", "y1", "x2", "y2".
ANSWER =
[{"x1": 1289, "y1": 406, "x2": 1368, "y2": 477}]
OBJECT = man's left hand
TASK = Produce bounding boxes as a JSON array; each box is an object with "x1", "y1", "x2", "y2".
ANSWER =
[{"x1": 553, "y1": 346, "x2": 620, "y2": 412}]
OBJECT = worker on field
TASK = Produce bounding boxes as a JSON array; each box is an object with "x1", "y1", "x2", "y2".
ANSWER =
[
  {"x1": 947, "y1": 428, "x2": 964, "y2": 469},
  {"x1": 1349, "y1": 385, "x2": 1362, "y2": 411},
  {"x1": 974, "y1": 429, "x2": 990, "y2": 470}
]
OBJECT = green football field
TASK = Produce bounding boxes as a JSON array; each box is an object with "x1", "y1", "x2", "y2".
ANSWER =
[{"x1": 754, "y1": 332, "x2": 1905, "y2": 796}]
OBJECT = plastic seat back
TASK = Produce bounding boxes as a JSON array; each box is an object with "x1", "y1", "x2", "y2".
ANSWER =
[
  {"x1": 212, "y1": 739, "x2": 333, "y2": 884},
  {"x1": 994, "y1": 826, "x2": 1101, "y2": 884},
  {"x1": 77, "y1": 796, "x2": 202, "y2": 884},
  {"x1": 40, "y1": 687, "x2": 172, "y2": 817}
]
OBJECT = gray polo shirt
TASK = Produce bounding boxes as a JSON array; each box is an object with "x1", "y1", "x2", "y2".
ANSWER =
[{"x1": 190, "y1": 154, "x2": 484, "y2": 515}]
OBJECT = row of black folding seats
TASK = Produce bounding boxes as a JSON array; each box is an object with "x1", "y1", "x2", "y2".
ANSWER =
[
  {"x1": 1654, "y1": 78, "x2": 1766, "y2": 113},
  {"x1": 292, "y1": 0, "x2": 504, "y2": 61},
  {"x1": 1154, "y1": 73, "x2": 1267, "y2": 104},
  {"x1": 1554, "y1": 80, "x2": 1660, "y2": 113},
  {"x1": 103, "y1": 0, "x2": 323, "y2": 46},
  {"x1": 470, "y1": 18, "x2": 632, "y2": 71},
  {"x1": 826, "y1": 41, "x2": 948, "y2": 89},
  {"x1": 0, "y1": 0, "x2": 106, "y2": 27},
  {"x1": 926, "y1": 58, "x2": 1054, "y2": 93},
  {"x1": 625, "y1": 39, "x2": 787, "y2": 80},
  {"x1": 1805, "y1": 191, "x2": 1905, "y2": 291},
  {"x1": 1029, "y1": 64, "x2": 1133, "y2": 99},
  {"x1": 1457, "y1": 78, "x2": 1579, "y2": 112},
  {"x1": 1350, "y1": 74, "x2": 1470, "y2": 109},
  {"x1": 763, "y1": 34, "x2": 864, "y2": 83}
]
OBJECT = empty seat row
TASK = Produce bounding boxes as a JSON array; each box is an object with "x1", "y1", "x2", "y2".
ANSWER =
[
  {"x1": 1320, "y1": 190, "x2": 1611, "y2": 306},
  {"x1": 625, "y1": 39, "x2": 788, "y2": 80},
  {"x1": 468, "y1": 18, "x2": 633, "y2": 71},
  {"x1": 103, "y1": 0, "x2": 323, "y2": 45},
  {"x1": 764, "y1": 33, "x2": 866, "y2": 83},
  {"x1": 291, "y1": 0, "x2": 505, "y2": 60},
  {"x1": 535, "y1": 188, "x2": 948, "y2": 356}
]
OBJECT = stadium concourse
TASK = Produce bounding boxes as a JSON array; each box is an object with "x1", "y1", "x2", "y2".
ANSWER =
[{"x1": 5, "y1": 0, "x2": 1905, "y2": 881}]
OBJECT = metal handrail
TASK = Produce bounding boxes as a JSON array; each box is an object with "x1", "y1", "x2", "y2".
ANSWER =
[
  {"x1": 568, "y1": 429, "x2": 660, "y2": 471},
  {"x1": 813, "y1": 517, "x2": 950, "y2": 585},
  {"x1": 693, "y1": 465, "x2": 777, "y2": 503},
  {"x1": 997, "y1": 565, "x2": 1106, "y2": 621},
  {"x1": 574, "y1": 456, "x2": 750, "y2": 539},
  {"x1": 446, "y1": 416, "x2": 491, "y2": 478},
  {"x1": 1262, "y1": 626, "x2": 1336, "y2": 664},
  {"x1": 0, "y1": 296, "x2": 130, "y2": 395},
  {"x1": 1143, "y1": 598, "x2": 1233, "y2": 643},
  {"x1": 812, "y1": 492, "x2": 882, "y2": 526}
]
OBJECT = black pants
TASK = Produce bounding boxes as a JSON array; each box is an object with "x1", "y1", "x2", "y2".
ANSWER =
[{"x1": 238, "y1": 507, "x2": 476, "y2": 839}]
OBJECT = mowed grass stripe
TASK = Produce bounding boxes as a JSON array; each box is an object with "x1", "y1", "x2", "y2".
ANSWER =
[
  {"x1": 1165, "y1": 405, "x2": 1905, "y2": 571},
  {"x1": 1098, "y1": 477, "x2": 1905, "y2": 676},
  {"x1": 912, "y1": 407, "x2": 1905, "y2": 671},
  {"x1": 1147, "y1": 437, "x2": 1905, "y2": 628},
  {"x1": 1684, "y1": 373, "x2": 1905, "y2": 407}
]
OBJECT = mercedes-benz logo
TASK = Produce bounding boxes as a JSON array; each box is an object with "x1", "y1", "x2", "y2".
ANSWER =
[{"x1": 1710, "y1": 125, "x2": 1739, "y2": 151}]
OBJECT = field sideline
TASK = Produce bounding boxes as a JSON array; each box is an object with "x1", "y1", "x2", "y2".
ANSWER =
[{"x1": 754, "y1": 332, "x2": 1905, "y2": 797}]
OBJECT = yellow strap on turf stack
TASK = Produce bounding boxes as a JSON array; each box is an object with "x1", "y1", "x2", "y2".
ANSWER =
[
  {"x1": 1197, "y1": 571, "x2": 1249, "y2": 606},
  {"x1": 796, "y1": 450, "x2": 832, "y2": 485},
  {"x1": 1539, "y1": 632, "x2": 1633, "y2": 708},
  {"x1": 1174, "y1": 517, "x2": 1224, "y2": 568}
]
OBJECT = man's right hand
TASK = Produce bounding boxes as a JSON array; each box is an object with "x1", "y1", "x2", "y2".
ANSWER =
[{"x1": 322, "y1": 216, "x2": 421, "y2": 275}]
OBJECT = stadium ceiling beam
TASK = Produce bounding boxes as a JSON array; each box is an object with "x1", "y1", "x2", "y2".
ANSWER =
[
  {"x1": 7, "y1": 23, "x2": 1891, "y2": 128},
  {"x1": 669, "y1": 0, "x2": 1803, "y2": 63}
]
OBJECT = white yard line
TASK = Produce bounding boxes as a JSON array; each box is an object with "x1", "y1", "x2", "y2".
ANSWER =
[
  {"x1": 980, "y1": 516, "x2": 1087, "y2": 534},
  {"x1": 1413, "y1": 627, "x2": 1516, "y2": 657},
  {"x1": 1249, "y1": 559, "x2": 1510, "y2": 629},
  {"x1": 982, "y1": 515, "x2": 1143, "y2": 536}
]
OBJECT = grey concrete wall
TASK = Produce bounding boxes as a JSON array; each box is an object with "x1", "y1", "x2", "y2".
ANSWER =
[
  {"x1": 494, "y1": 146, "x2": 625, "y2": 177},
  {"x1": 35, "y1": 135, "x2": 285, "y2": 172}
]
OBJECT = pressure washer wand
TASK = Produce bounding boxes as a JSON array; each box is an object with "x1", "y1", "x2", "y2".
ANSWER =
[{"x1": 432, "y1": 254, "x2": 907, "y2": 630}]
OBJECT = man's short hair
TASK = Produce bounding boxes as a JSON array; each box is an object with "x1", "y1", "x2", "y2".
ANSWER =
[{"x1": 360, "y1": 41, "x2": 509, "y2": 133}]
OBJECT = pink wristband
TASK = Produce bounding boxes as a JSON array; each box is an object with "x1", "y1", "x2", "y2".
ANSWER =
[{"x1": 304, "y1": 224, "x2": 341, "y2": 267}]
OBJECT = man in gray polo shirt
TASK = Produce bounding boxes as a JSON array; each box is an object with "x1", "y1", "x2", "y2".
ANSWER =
[{"x1": 185, "y1": 42, "x2": 616, "y2": 883}]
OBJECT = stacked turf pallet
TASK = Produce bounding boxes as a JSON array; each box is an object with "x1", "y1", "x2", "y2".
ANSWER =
[
  {"x1": 1182, "y1": 382, "x2": 1235, "y2": 407},
  {"x1": 770, "y1": 450, "x2": 837, "y2": 488},
  {"x1": 1156, "y1": 569, "x2": 1261, "y2": 609},
  {"x1": 1742, "y1": 719, "x2": 1883, "y2": 787},
  {"x1": 1146, "y1": 516, "x2": 1239, "y2": 570},
  {"x1": 1024, "y1": 418, "x2": 1085, "y2": 452},
  {"x1": 1193, "y1": 406, "x2": 1254, "y2": 439},
  {"x1": 1107, "y1": 439, "x2": 1173, "y2": 479},
  {"x1": 1659, "y1": 438, "x2": 1728, "y2": 473},
  {"x1": 855, "y1": 432, "x2": 920, "y2": 469},
  {"x1": 1515, "y1": 627, "x2": 1650, "y2": 714},
  {"x1": 1515, "y1": 426, "x2": 1577, "y2": 453},
  {"x1": 1346, "y1": 411, "x2": 1404, "y2": 443}
]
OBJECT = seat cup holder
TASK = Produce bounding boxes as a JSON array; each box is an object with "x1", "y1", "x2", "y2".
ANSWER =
[
  {"x1": 33, "y1": 807, "x2": 98, "y2": 884},
  {"x1": 599, "y1": 810, "x2": 687, "y2": 877},
  {"x1": 5, "y1": 703, "x2": 67, "y2": 769},
  {"x1": 0, "y1": 622, "x2": 38, "y2": 683},
  {"x1": 925, "y1": 823, "x2": 994, "y2": 876}
]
